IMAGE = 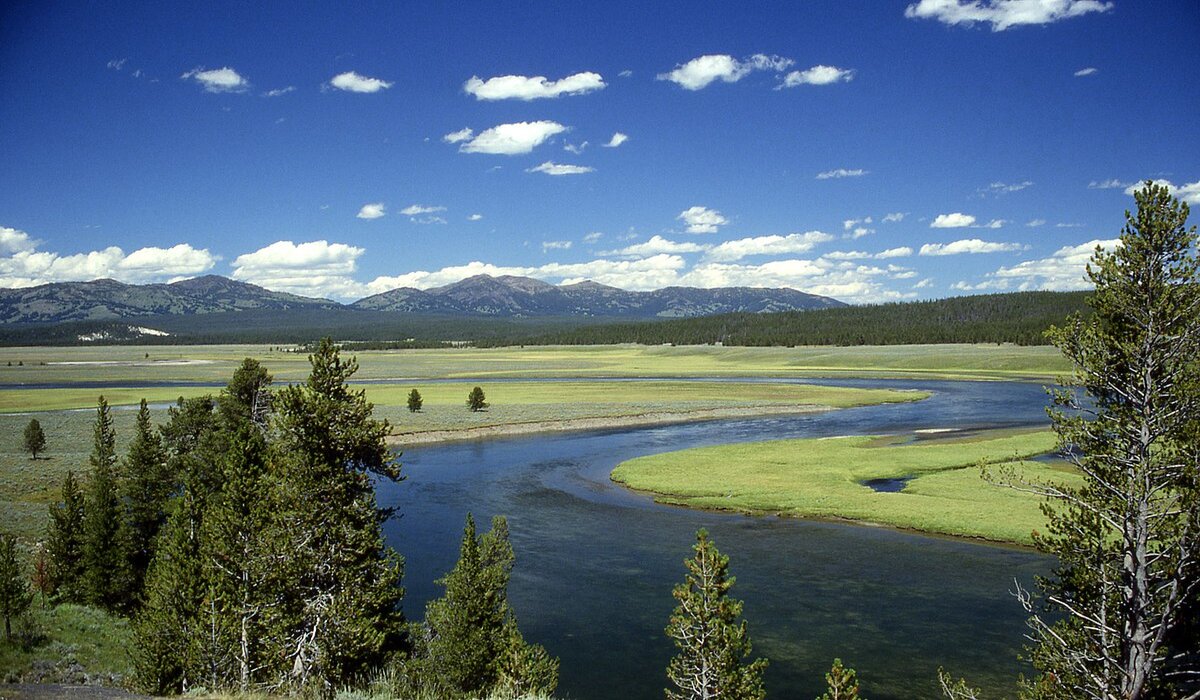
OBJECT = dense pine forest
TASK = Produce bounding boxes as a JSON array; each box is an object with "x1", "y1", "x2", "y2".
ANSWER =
[{"x1": 484, "y1": 291, "x2": 1090, "y2": 348}]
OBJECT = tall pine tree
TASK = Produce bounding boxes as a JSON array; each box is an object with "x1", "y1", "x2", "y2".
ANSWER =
[
  {"x1": 122, "y1": 399, "x2": 169, "y2": 597},
  {"x1": 80, "y1": 396, "x2": 134, "y2": 613},
  {"x1": 46, "y1": 470, "x2": 86, "y2": 603},
  {"x1": 665, "y1": 529, "x2": 767, "y2": 700}
]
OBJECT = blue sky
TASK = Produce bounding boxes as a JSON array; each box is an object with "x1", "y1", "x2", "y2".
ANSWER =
[{"x1": 1, "y1": 0, "x2": 1197, "y2": 303}]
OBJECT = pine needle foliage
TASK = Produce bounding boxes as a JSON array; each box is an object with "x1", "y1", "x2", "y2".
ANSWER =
[
  {"x1": 80, "y1": 396, "x2": 134, "y2": 613},
  {"x1": 22, "y1": 418, "x2": 46, "y2": 459},
  {"x1": 46, "y1": 470, "x2": 86, "y2": 604},
  {"x1": 665, "y1": 528, "x2": 767, "y2": 700},
  {"x1": 819, "y1": 658, "x2": 863, "y2": 700},
  {"x1": 0, "y1": 532, "x2": 33, "y2": 642}
]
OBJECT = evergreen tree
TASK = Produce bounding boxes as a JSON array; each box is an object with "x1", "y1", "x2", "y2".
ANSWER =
[
  {"x1": 819, "y1": 658, "x2": 862, "y2": 700},
  {"x1": 267, "y1": 337, "x2": 405, "y2": 692},
  {"x1": 0, "y1": 533, "x2": 33, "y2": 642},
  {"x1": 80, "y1": 396, "x2": 133, "y2": 612},
  {"x1": 467, "y1": 386, "x2": 488, "y2": 412},
  {"x1": 160, "y1": 395, "x2": 221, "y2": 501},
  {"x1": 1019, "y1": 182, "x2": 1200, "y2": 699},
  {"x1": 218, "y1": 358, "x2": 273, "y2": 431},
  {"x1": 423, "y1": 513, "x2": 557, "y2": 698},
  {"x1": 134, "y1": 486, "x2": 207, "y2": 695},
  {"x1": 46, "y1": 470, "x2": 86, "y2": 603},
  {"x1": 122, "y1": 399, "x2": 169, "y2": 597},
  {"x1": 665, "y1": 529, "x2": 767, "y2": 700},
  {"x1": 407, "y1": 388, "x2": 423, "y2": 413},
  {"x1": 22, "y1": 418, "x2": 45, "y2": 460}
]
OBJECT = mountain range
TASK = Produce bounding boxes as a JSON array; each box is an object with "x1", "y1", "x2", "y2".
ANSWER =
[{"x1": 0, "y1": 274, "x2": 844, "y2": 325}]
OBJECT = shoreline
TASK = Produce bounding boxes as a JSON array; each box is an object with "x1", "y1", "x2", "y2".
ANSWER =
[{"x1": 386, "y1": 403, "x2": 835, "y2": 446}]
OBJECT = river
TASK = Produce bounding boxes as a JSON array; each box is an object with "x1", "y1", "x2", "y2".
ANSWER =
[{"x1": 379, "y1": 378, "x2": 1057, "y2": 699}]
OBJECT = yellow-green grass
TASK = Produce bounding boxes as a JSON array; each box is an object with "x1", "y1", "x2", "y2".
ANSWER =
[
  {"x1": 0, "y1": 342, "x2": 1071, "y2": 387},
  {"x1": 0, "y1": 603, "x2": 133, "y2": 685},
  {"x1": 0, "y1": 382, "x2": 921, "y2": 541},
  {"x1": 612, "y1": 430, "x2": 1080, "y2": 545}
]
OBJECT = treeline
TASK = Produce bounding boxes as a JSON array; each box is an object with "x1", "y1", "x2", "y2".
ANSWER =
[
  {"x1": 481, "y1": 291, "x2": 1091, "y2": 348},
  {"x1": 33, "y1": 339, "x2": 557, "y2": 697}
]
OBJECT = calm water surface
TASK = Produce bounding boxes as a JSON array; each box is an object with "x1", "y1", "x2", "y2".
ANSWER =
[{"x1": 381, "y1": 379, "x2": 1054, "y2": 699}]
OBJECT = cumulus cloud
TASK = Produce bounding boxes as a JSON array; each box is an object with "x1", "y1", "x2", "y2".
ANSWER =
[
  {"x1": 181, "y1": 66, "x2": 249, "y2": 93},
  {"x1": 603, "y1": 132, "x2": 629, "y2": 148},
  {"x1": 1027, "y1": 219, "x2": 1047, "y2": 227},
  {"x1": 847, "y1": 227, "x2": 874, "y2": 240},
  {"x1": 364, "y1": 255, "x2": 688, "y2": 293},
  {"x1": 931, "y1": 212, "x2": 977, "y2": 228},
  {"x1": 606, "y1": 236, "x2": 710, "y2": 257},
  {"x1": 454, "y1": 121, "x2": 568, "y2": 155},
  {"x1": 843, "y1": 217, "x2": 873, "y2": 230},
  {"x1": 781, "y1": 65, "x2": 855, "y2": 87},
  {"x1": 231, "y1": 240, "x2": 364, "y2": 299},
  {"x1": 1123, "y1": 179, "x2": 1200, "y2": 205},
  {"x1": 823, "y1": 251, "x2": 871, "y2": 261},
  {"x1": 657, "y1": 53, "x2": 793, "y2": 90},
  {"x1": 329, "y1": 71, "x2": 393, "y2": 93},
  {"x1": 467, "y1": 214, "x2": 483, "y2": 221},
  {"x1": 542, "y1": 240, "x2": 573, "y2": 252},
  {"x1": 0, "y1": 232, "x2": 217, "y2": 288},
  {"x1": 463, "y1": 72, "x2": 605, "y2": 100},
  {"x1": 883, "y1": 212, "x2": 906, "y2": 223},
  {"x1": 527, "y1": 161, "x2": 595, "y2": 176},
  {"x1": 356, "y1": 203, "x2": 386, "y2": 219},
  {"x1": 876, "y1": 247, "x2": 914, "y2": 258},
  {"x1": 677, "y1": 206, "x2": 729, "y2": 234},
  {"x1": 904, "y1": 0, "x2": 1114, "y2": 32},
  {"x1": 677, "y1": 259, "x2": 912, "y2": 303},
  {"x1": 704, "y1": 231, "x2": 835, "y2": 262},
  {"x1": 919, "y1": 239, "x2": 1027, "y2": 255},
  {"x1": 982, "y1": 239, "x2": 1121, "y2": 291},
  {"x1": 1074, "y1": 67, "x2": 1098, "y2": 77},
  {"x1": 817, "y1": 168, "x2": 867, "y2": 180}
]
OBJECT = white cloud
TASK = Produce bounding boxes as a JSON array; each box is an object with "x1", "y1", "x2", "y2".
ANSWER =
[
  {"x1": 583, "y1": 232, "x2": 603, "y2": 244},
  {"x1": 181, "y1": 66, "x2": 249, "y2": 93},
  {"x1": 463, "y1": 72, "x2": 605, "y2": 100},
  {"x1": 677, "y1": 259, "x2": 911, "y2": 303},
  {"x1": 983, "y1": 239, "x2": 1121, "y2": 291},
  {"x1": 357, "y1": 203, "x2": 386, "y2": 220},
  {"x1": 231, "y1": 240, "x2": 364, "y2": 299},
  {"x1": 904, "y1": 0, "x2": 1114, "y2": 32},
  {"x1": 467, "y1": 214, "x2": 483, "y2": 221},
  {"x1": 931, "y1": 212, "x2": 977, "y2": 228},
  {"x1": 527, "y1": 161, "x2": 595, "y2": 176},
  {"x1": 1123, "y1": 179, "x2": 1200, "y2": 205},
  {"x1": 107, "y1": 58, "x2": 128, "y2": 71},
  {"x1": 603, "y1": 132, "x2": 629, "y2": 148},
  {"x1": 847, "y1": 227, "x2": 874, "y2": 240},
  {"x1": 781, "y1": 65, "x2": 855, "y2": 87},
  {"x1": 1089, "y1": 178, "x2": 1131, "y2": 189},
  {"x1": 979, "y1": 180, "x2": 1032, "y2": 196},
  {"x1": 607, "y1": 236, "x2": 710, "y2": 258},
  {"x1": 877, "y1": 247, "x2": 914, "y2": 259},
  {"x1": 564, "y1": 141, "x2": 588, "y2": 154},
  {"x1": 704, "y1": 231, "x2": 835, "y2": 262},
  {"x1": 1074, "y1": 67, "x2": 1098, "y2": 77},
  {"x1": 365, "y1": 254, "x2": 688, "y2": 293},
  {"x1": 400, "y1": 204, "x2": 446, "y2": 216},
  {"x1": 817, "y1": 168, "x2": 867, "y2": 180},
  {"x1": 914, "y1": 278, "x2": 934, "y2": 289},
  {"x1": 843, "y1": 217, "x2": 873, "y2": 230},
  {"x1": 618, "y1": 70, "x2": 633, "y2": 78},
  {"x1": 329, "y1": 71, "x2": 393, "y2": 93},
  {"x1": 0, "y1": 227, "x2": 37, "y2": 254},
  {"x1": 883, "y1": 212, "x2": 906, "y2": 223},
  {"x1": 443, "y1": 128, "x2": 474, "y2": 144},
  {"x1": 263, "y1": 86, "x2": 296, "y2": 97},
  {"x1": 542, "y1": 240, "x2": 573, "y2": 252},
  {"x1": 657, "y1": 53, "x2": 793, "y2": 90},
  {"x1": 823, "y1": 251, "x2": 871, "y2": 261},
  {"x1": 678, "y1": 206, "x2": 729, "y2": 234},
  {"x1": 920, "y1": 238, "x2": 1028, "y2": 255},
  {"x1": 1026, "y1": 219, "x2": 1047, "y2": 227},
  {"x1": 981, "y1": 219, "x2": 1006, "y2": 229},
  {"x1": 0, "y1": 235, "x2": 216, "y2": 288},
  {"x1": 455, "y1": 121, "x2": 567, "y2": 155}
]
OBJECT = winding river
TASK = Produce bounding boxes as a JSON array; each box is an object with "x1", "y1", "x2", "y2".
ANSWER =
[{"x1": 378, "y1": 378, "x2": 1057, "y2": 699}]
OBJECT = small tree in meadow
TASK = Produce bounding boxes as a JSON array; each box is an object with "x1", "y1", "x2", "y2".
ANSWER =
[
  {"x1": 23, "y1": 419, "x2": 46, "y2": 460},
  {"x1": 820, "y1": 658, "x2": 863, "y2": 700},
  {"x1": 407, "y1": 388, "x2": 423, "y2": 413},
  {"x1": 467, "y1": 386, "x2": 488, "y2": 412}
]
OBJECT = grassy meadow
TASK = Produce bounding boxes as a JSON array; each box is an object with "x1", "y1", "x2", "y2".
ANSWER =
[{"x1": 612, "y1": 430, "x2": 1078, "y2": 545}]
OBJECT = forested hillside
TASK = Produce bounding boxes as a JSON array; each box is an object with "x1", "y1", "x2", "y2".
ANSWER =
[{"x1": 487, "y1": 291, "x2": 1090, "y2": 347}]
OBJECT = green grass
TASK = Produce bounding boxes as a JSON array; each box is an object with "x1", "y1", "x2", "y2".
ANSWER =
[
  {"x1": 0, "y1": 342, "x2": 1071, "y2": 386},
  {"x1": 0, "y1": 603, "x2": 133, "y2": 685},
  {"x1": 612, "y1": 430, "x2": 1080, "y2": 545}
]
